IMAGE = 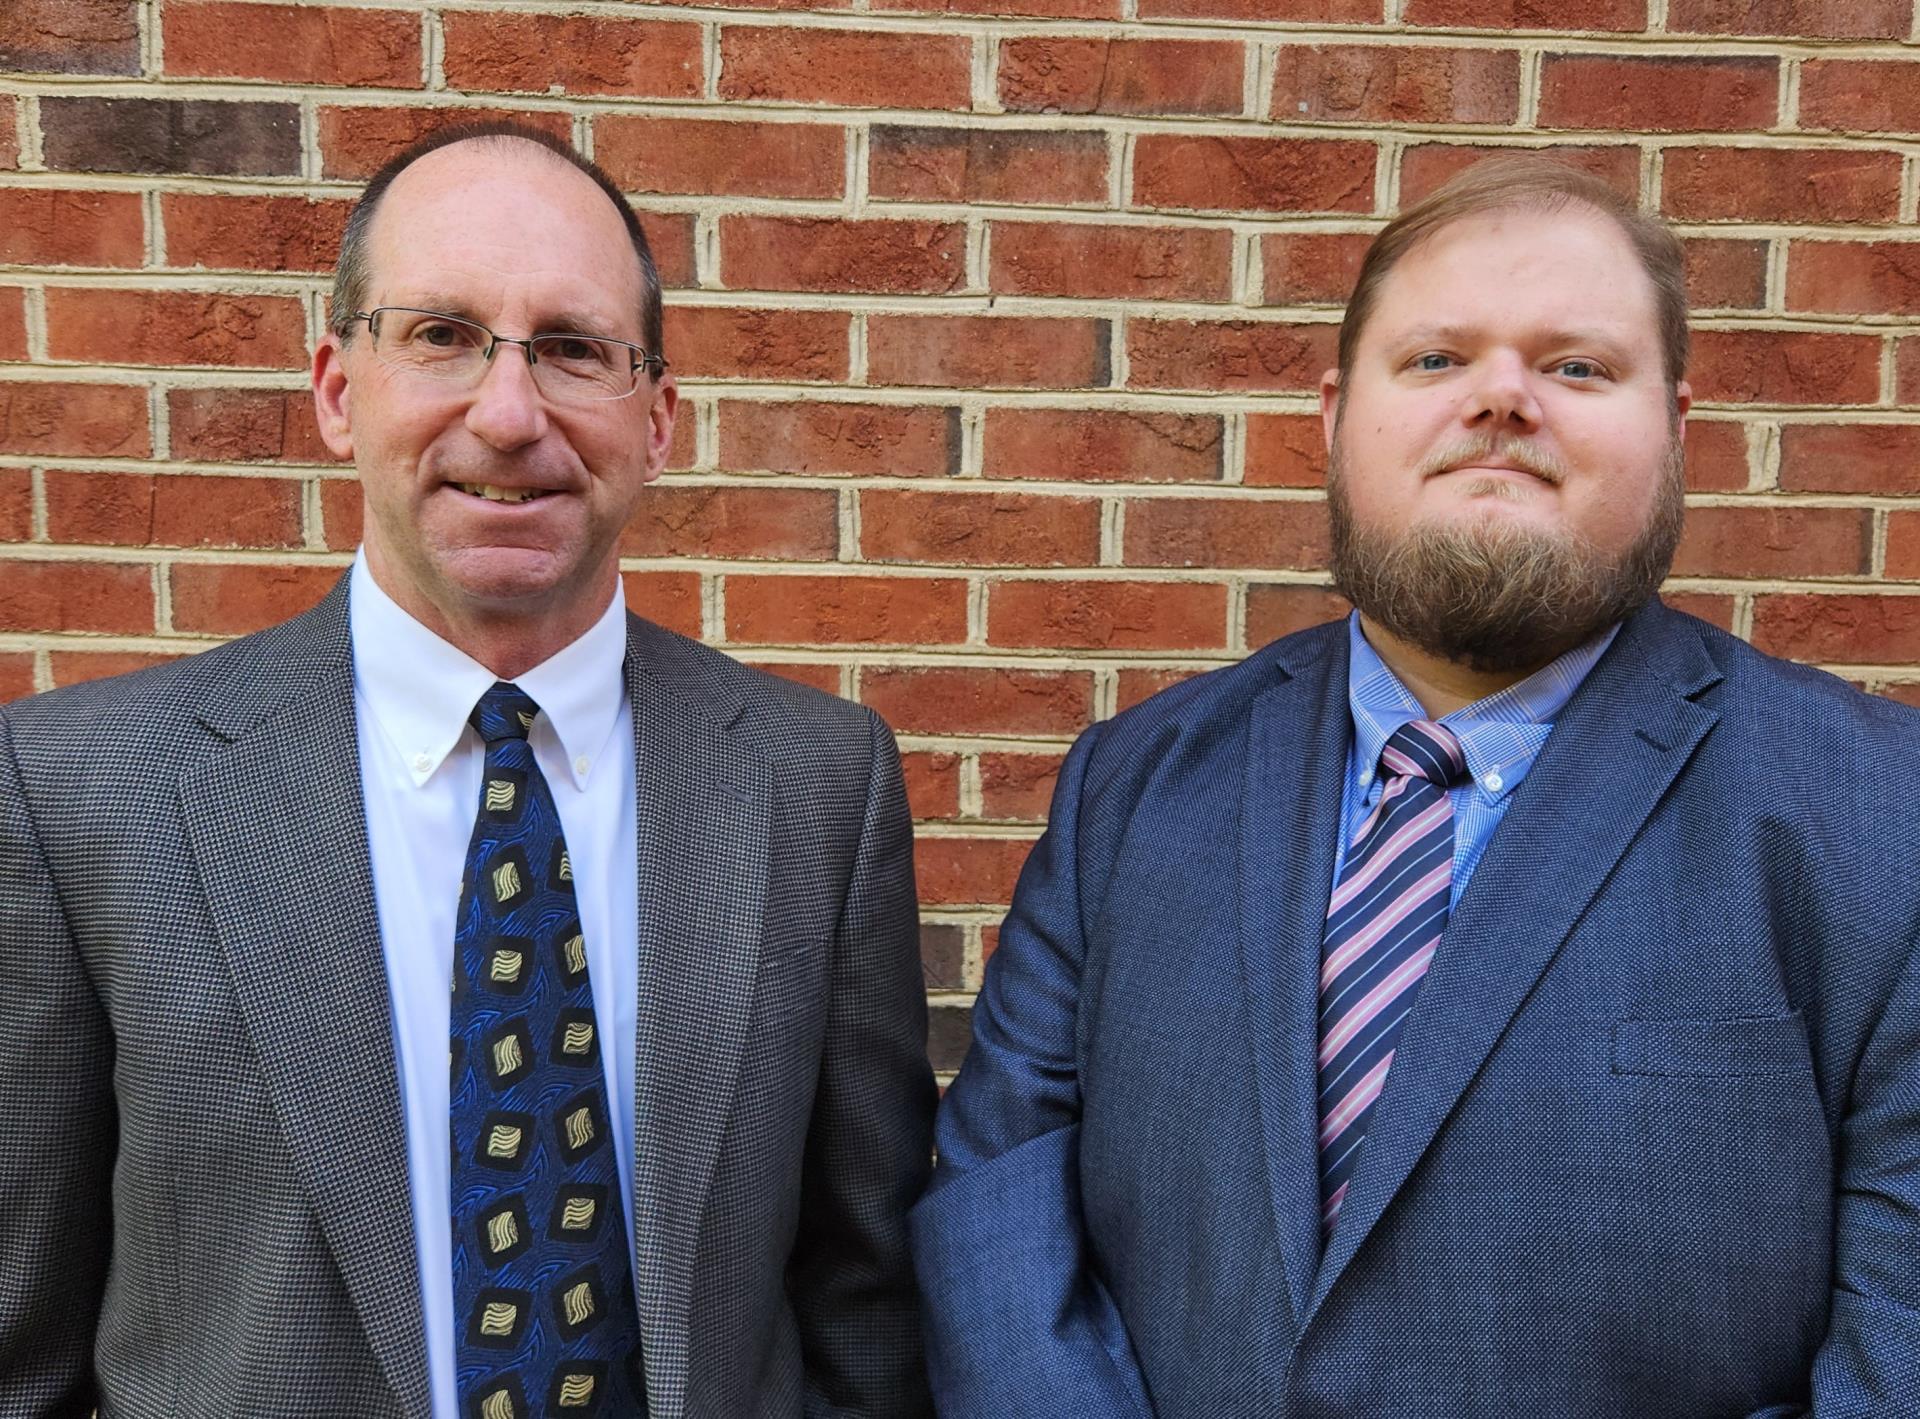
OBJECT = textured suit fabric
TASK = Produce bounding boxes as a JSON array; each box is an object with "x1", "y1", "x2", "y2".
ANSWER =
[
  {"x1": 0, "y1": 577, "x2": 936, "y2": 1418},
  {"x1": 913, "y1": 600, "x2": 1920, "y2": 1418}
]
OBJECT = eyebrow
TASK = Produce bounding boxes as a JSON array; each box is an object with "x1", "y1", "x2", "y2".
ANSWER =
[
  {"x1": 1392, "y1": 322, "x2": 1638, "y2": 360},
  {"x1": 382, "y1": 295, "x2": 629, "y2": 340}
]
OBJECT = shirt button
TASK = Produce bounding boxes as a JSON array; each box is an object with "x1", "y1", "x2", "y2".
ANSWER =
[
  {"x1": 1483, "y1": 772, "x2": 1504, "y2": 793},
  {"x1": 575, "y1": 756, "x2": 591, "y2": 777},
  {"x1": 1359, "y1": 769, "x2": 1373, "y2": 786},
  {"x1": 412, "y1": 753, "x2": 431, "y2": 775}
]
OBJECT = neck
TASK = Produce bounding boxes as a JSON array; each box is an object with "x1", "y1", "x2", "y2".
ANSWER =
[
  {"x1": 363, "y1": 547, "x2": 614, "y2": 681},
  {"x1": 1356, "y1": 615, "x2": 1547, "y2": 719}
]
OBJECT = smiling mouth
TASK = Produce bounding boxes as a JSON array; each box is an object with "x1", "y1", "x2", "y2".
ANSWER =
[{"x1": 454, "y1": 482, "x2": 553, "y2": 504}]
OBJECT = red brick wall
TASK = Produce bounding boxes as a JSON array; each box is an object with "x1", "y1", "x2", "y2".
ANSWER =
[{"x1": 4, "y1": 0, "x2": 1918, "y2": 1072}]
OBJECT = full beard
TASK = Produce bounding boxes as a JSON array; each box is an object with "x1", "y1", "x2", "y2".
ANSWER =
[{"x1": 1325, "y1": 436, "x2": 1686, "y2": 675}]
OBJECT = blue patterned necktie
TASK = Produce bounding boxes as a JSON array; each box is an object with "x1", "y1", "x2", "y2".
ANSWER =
[
  {"x1": 1317, "y1": 718, "x2": 1471, "y2": 1240},
  {"x1": 450, "y1": 682, "x2": 645, "y2": 1418}
]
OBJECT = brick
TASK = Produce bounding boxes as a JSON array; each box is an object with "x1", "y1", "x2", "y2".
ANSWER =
[
  {"x1": 1786, "y1": 242, "x2": 1920, "y2": 317},
  {"x1": 0, "y1": 655, "x2": 33, "y2": 702},
  {"x1": 1684, "y1": 239, "x2": 1767, "y2": 312},
  {"x1": 169, "y1": 388, "x2": 331, "y2": 464},
  {"x1": 443, "y1": 14, "x2": 700, "y2": 99},
  {"x1": 861, "y1": 489, "x2": 1101, "y2": 567},
  {"x1": 1404, "y1": 0, "x2": 1643, "y2": 25},
  {"x1": 1124, "y1": 498, "x2": 1329, "y2": 571},
  {"x1": 162, "y1": 195, "x2": 347, "y2": 274},
  {"x1": 988, "y1": 578, "x2": 1229, "y2": 650},
  {"x1": 0, "y1": 468, "x2": 30, "y2": 541},
  {"x1": 1683, "y1": 419, "x2": 1750, "y2": 493},
  {"x1": 722, "y1": 217, "x2": 965, "y2": 296},
  {"x1": 998, "y1": 37, "x2": 1242, "y2": 117},
  {"x1": 1537, "y1": 56, "x2": 1777, "y2": 133},
  {"x1": 1884, "y1": 513, "x2": 1920, "y2": 582},
  {"x1": 1670, "y1": 505, "x2": 1871, "y2": 579},
  {"x1": 619, "y1": 484, "x2": 838, "y2": 560},
  {"x1": 1901, "y1": 338, "x2": 1920, "y2": 406},
  {"x1": 47, "y1": 289, "x2": 307, "y2": 371},
  {"x1": 979, "y1": 751, "x2": 1065, "y2": 820},
  {"x1": 1272, "y1": 44, "x2": 1520, "y2": 126},
  {"x1": 743, "y1": 659, "x2": 843, "y2": 694},
  {"x1": 1689, "y1": 331, "x2": 1880, "y2": 406},
  {"x1": 171, "y1": 563, "x2": 337, "y2": 635},
  {"x1": 915, "y1": 834, "x2": 1032, "y2": 906},
  {"x1": 1751, "y1": 594, "x2": 1920, "y2": 664},
  {"x1": 878, "y1": 0, "x2": 1115, "y2": 17},
  {"x1": 47, "y1": 650, "x2": 181, "y2": 687},
  {"x1": 868, "y1": 316, "x2": 1109, "y2": 390},
  {"x1": 718, "y1": 400, "x2": 957, "y2": 478},
  {"x1": 1661, "y1": 147, "x2": 1902, "y2": 225},
  {"x1": 0, "y1": 189, "x2": 143, "y2": 268},
  {"x1": 0, "y1": 560, "x2": 153, "y2": 634},
  {"x1": 990, "y1": 222, "x2": 1231, "y2": 301},
  {"x1": 662, "y1": 308, "x2": 849, "y2": 383},
  {"x1": 44, "y1": 470, "x2": 303, "y2": 549},
  {"x1": 1779, "y1": 424, "x2": 1920, "y2": 495},
  {"x1": 725, "y1": 575, "x2": 968, "y2": 645},
  {"x1": 1126, "y1": 320, "x2": 1337, "y2": 394},
  {"x1": 903, "y1": 750, "x2": 962, "y2": 820},
  {"x1": 871, "y1": 127, "x2": 1108, "y2": 206},
  {"x1": 1117, "y1": 665, "x2": 1208, "y2": 710},
  {"x1": 1245, "y1": 413, "x2": 1327, "y2": 488},
  {"x1": 1399, "y1": 143, "x2": 1638, "y2": 204},
  {"x1": 929, "y1": 1003, "x2": 975, "y2": 1070},
  {"x1": 1880, "y1": 682, "x2": 1920, "y2": 709},
  {"x1": 720, "y1": 28, "x2": 970, "y2": 111},
  {"x1": 320, "y1": 479, "x2": 362, "y2": 550},
  {"x1": 860, "y1": 665, "x2": 1092, "y2": 735},
  {"x1": 316, "y1": 106, "x2": 572, "y2": 181},
  {"x1": 983, "y1": 408, "x2": 1223, "y2": 483},
  {"x1": 1263, "y1": 233, "x2": 1372, "y2": 307},
  {"x1": 1654, "y1": 592, "x2": 1732, "y2": 630},
  {"x1": 0, "y1": 382, "x2": 149, "y2": 458},
  {"x1": 1668, "y1": 0, "x2": 1910, "y2": 37},
  {"x1": 1133, "y1": 136, "x2": 1376, "y2": 216},
  {"x1": 642, "y1": 213, "x2": 697, "y2": 291},
  {"x1": 619, "y1": 570, "x2": 703, "y2": 639},
  {"x1": 1138, "y1": 0, "x2": 1378, "y2": 21},
  {"x1": 1, "y1": 0, "x2": 138, "y2": 75},
  {"x1": 0, "y1": 290, "x2": 22, "y2": 363},
  {"x1": 1799, "y1": 61, "x2": 1920, "y2": 136},
  {"x1": 920, "y1": 923, "x2": 965, "y2": 989},
  {"x1": 596, "y1": 117, "x2": 842, "y2": 200},
  {"x1": 42, "y1": 98, "x2": 300, "y2": 177},
  {"x1": 164, "y1": 2, "x2": 420, "y2": 86},
  {"x1": 0, "y1": 99, "x2": 18, "y2": 169},
  {"x1": 1246, "y1": 584, "x2": 1349, "y2": 644}
]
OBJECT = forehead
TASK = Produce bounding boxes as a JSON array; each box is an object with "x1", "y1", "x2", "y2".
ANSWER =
[
  {"x1": 364, "y1": 141, "x2": 642, "y2": 332},
  {"x1": 1362, "y1": 204, "x2": 1660, "y2": 355}
]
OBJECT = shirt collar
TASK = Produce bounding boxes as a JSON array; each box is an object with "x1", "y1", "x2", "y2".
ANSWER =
[
  {"x1": 348, "y1": 552, "x2": 628, "y2": 791},
  {"x1": 1345, "y1": 612, "x2": 1618, "y2": 802}
]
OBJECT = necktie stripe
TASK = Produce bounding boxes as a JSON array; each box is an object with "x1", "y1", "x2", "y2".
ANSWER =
[{"x1": 1328, "y1": 799, "x2": 1453, "y2": 912}]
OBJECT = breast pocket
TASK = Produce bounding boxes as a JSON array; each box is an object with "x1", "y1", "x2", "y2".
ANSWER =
[{"x1": 1611, "y1": 1011, "x2": 1809, "y2": 1077}]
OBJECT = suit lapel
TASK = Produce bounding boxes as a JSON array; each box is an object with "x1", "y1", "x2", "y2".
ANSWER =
[
  {"x1": 179, "y1": 586, "x2": 431, "y2": 1417},
  {"x1": 1309, "y1": 604, "x2": 1724, "y2": 1314},
  {"x1": 1236, "y1": 625, "x2": 1352, "y2": 1325},
  {"x1": 621, "y1": 623, "x2": 772, "y2": 1419}
]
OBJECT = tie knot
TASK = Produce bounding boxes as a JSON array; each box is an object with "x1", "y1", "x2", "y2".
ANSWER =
[
  {"x1": 469, "y1": 682, "x2": 540, "y2": 744},
  {"x1": 1379, "y1": 719, "x2": 1470, "y2": 789}
]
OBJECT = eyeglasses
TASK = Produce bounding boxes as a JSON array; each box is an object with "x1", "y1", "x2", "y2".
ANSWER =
[{"x1": 349, "y1": 307, "x2": 668, "y2": 403}]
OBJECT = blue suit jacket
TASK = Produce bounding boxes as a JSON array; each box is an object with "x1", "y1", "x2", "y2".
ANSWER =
[{"x1": 912, "y1": 602, "x2": 1920, "y2": 1418}]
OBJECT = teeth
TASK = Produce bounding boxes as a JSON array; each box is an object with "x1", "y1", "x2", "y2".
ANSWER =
[{"x1": 457, "y1": 483, "x2": 547, "y2": 503}]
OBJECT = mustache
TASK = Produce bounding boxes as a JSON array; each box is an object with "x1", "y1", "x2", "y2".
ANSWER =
[{"x1": 1414, "y1": 435, "x2": 1567, "y2": 487}]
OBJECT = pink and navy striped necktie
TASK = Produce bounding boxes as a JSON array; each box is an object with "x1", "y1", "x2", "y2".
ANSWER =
[{"x1": 1317, "y1": 718, "x2": 1470, "y2": 1239}]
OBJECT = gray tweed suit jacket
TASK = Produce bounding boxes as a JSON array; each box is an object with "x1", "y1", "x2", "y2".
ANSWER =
[{"x1": 0, "y1": 578, "x2": 936, "y2": 1418}]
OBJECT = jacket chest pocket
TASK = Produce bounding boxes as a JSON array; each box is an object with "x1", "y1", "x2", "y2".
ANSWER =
[{"x1": 1611, "y1": 1011, "x2": 1809, "y2": 1077}]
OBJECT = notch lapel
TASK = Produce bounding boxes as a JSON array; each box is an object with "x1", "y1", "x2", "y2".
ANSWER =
[
  {"x1": 1308, "y1": 607, "x2": 1724, "y2": 1315},
  {"x1": 1236, "y1": 627, "x2": 1352, "y2": 1325},
  {"x1": 622, "y1": 629, "x2": 772, "y2": 1419},
  {"x1": 180, "y1": 623, "x2": 430, "y2": 1417}
]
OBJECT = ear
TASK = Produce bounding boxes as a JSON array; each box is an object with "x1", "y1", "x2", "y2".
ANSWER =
[
  {"x1": 311, "y1": 333, "x2": 354, "y2": 461},
  {"x1": 640, "y1": 373, "x2": 679, "y2": 486},
  {"x1": 1671, "y1": 378, "x2": 1692, "y2": 443},
  {"x1": 1319, "y1": 368, "x2": 1342, "y2": 452}
]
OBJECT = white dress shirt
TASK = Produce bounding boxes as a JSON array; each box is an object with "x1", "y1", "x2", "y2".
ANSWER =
[{"x1": 346, "y1": 554, "x2": 639, "y2": 1419}]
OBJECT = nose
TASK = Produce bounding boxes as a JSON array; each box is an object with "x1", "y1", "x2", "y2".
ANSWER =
[
  {"x1": 1460, "y1": 349, "x2": 1542, "y2": 434},
  {"x1": 464, "y1": 340, "x2": 549, "y2": 451}
]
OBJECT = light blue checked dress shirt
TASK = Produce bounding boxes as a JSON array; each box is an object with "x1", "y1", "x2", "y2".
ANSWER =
[{"x1": 1334, "y1": 613, "x2": 1619, "y2": 907}]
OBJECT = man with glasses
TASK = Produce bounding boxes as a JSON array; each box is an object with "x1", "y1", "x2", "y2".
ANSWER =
[{"x1": 0, "y1": 124, "x2": 936, "y2": 1417}]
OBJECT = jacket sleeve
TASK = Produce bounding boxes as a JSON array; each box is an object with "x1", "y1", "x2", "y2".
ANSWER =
[
  {"x1": 0, "y1": 707, "x2": 115, "y2": 1417},
  {"x1": 1803, "y1": 932, "x2": 1920, "y2": 1416},
  {"x1": 910, "y1": 721, "x2": 1153, "y2": 1419},
  {"x1": 791, "y1": 707, "x2": 937, "y2": 1417}
]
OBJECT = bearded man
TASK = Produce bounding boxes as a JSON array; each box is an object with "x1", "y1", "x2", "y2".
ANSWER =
[{"x1": 910, "y1": 159, "x2": 1920, "y2": 1417}]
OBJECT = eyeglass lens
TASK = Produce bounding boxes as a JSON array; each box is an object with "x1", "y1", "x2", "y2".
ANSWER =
[{"x1": 368, "y1": 309, "x2": 639, "y2": 401}]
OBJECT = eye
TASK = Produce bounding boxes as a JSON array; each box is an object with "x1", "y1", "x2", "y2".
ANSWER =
[
  {"x1": 539, "y1": 336, "x2": 616, "y2": 367},
  {"x1": 1411, "y1": 352, "x2": 1455, "y2": 372},
  {"x1": 416, "y1": 321, "x2": 473, "y2": 349},
  {"x1": 1554, "y1": 358, "x2": 1604, "y2": 380}
]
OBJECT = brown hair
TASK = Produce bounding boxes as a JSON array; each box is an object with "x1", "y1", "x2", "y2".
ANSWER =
[
  {"x1": 1335, "y1": 156, "x2": 1688, "y2": 389},
  {"x1": 328, "y1": 121, "x2": 664, "y2": 362}
]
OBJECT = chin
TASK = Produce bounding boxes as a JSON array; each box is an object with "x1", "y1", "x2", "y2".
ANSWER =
[{"x1": 433, "y1": 546, "x2": 581, "y2": 610}]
